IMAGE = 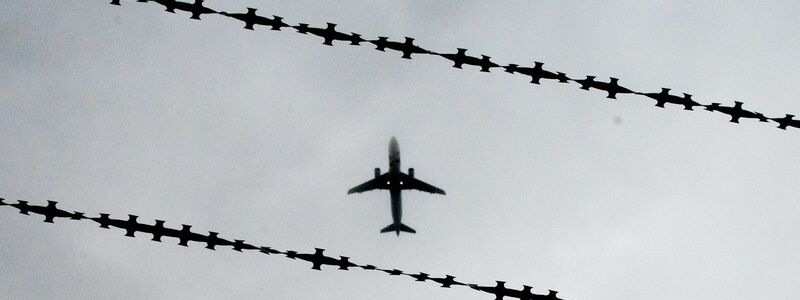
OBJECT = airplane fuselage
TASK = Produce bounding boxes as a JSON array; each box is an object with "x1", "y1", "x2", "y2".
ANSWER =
[
  {"x1": 387, "y1": 137, "x2": 403, "y2": 234},
  {"x1": 347, "y1": 136, "x2": 444, "y2": 235}
]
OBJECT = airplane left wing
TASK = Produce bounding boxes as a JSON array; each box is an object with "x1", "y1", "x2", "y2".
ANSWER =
[
  {"x1": 347, "y1": 174, "x2": 388, "y2": 194},
  {"x1": 399, "y1": 174, "x2": 446, "y2": 195}
]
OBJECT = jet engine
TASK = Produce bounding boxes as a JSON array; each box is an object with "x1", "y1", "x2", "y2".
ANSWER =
[
  {"x1": 374, "y1": 168, "x2": 381, "y2": 178},
  {"x1": 408, "y1": 168, "x2": 414, "y2": 177}
]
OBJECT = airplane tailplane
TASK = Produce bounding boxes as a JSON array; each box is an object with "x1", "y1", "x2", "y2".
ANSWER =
[
  {"x1": 380, "y1": 223, "x2": 415, "y2": 234},
  {"x1": 399, "y1": 223, "x2": 416, "y2": 234}
]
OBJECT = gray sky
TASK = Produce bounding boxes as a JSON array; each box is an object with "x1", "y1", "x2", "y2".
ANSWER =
[{"x1": 2, "y1": 1, "x2": 800, "y2": 299}]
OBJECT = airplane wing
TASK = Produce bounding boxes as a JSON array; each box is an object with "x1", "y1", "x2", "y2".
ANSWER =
[
  {"x1": 399, "y1": 173, "x2": 446, "y2": 195},
  {"x1": 347, "y1": 174, "x2": 388, "y2": 194}
]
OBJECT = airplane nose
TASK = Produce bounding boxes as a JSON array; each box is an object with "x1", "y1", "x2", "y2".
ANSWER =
[{"x1": 389, "y1": 136, "x2": 399, "y2": 152}]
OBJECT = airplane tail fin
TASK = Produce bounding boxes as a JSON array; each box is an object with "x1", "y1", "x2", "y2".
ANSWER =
[{"x1": 380, "y1": 223, "x2": 416, "y2": 235}]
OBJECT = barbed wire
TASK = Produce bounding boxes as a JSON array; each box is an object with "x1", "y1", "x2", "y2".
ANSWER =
[
  {"x1": 107, "y1": 0, "x2": 800, "y2": 130},
  {"x1": 0, "y1": 198, "x2": 563, "y2": 299}
]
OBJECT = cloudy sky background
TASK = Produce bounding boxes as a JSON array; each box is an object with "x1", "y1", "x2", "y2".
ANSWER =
[{"x1": 2, "y1": 1, "x2": 800, "y2": 299}]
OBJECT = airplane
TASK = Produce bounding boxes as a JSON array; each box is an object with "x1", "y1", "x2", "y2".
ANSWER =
[
  {"x1": 573, "y1": 76, "x2": 634, "y2": 99},
  {"x1": 294, "y1": 23, "x2": 365, "y2": 46},
  {"x1": 369, "y1": 37, "x2": 435, "y2": 59},
  {"x1": 219, "y1": 8, "x2": 288, "y2": 31},
  {"x1": 503, "y1": 62, "x2": 570, "y2": 84},
  {"x1": 347, "y1": 137, "x2": 445, "y2": 235},
  {"x1": 637, "y1": 88, "x2": 702, "y2": 110},
  {"x1": 704, "y1": 101, "x2": 769, "y2": 123},
  {"x1": 438, "y1": 48, "x2": 499, "y2": 72},
  {"x1": 770, "y1": 114, "x2": 800, "y2": 130}
]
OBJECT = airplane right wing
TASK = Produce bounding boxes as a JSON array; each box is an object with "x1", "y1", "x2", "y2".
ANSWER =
[
  {"x1": 399, "y1": 173, "x2": 446, "y2": 195},
  {"x1": 347, "y1": 174, "x2": 389, "y2": 194}
]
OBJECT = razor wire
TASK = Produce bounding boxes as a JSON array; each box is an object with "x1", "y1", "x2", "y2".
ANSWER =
[
  {"x1": 107, "y1": 0, "x2": 800, "y2": 131},
  {"x1": 0, "y1": 198, "x2": 563, "y2": 300}
]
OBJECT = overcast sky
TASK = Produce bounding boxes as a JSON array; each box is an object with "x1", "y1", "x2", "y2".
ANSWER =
[{"x1": 2, "y1": 1, "x2": 800, "y2": 299}]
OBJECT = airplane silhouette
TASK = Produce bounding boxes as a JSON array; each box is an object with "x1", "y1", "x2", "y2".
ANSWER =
[
  {"x1": 438, "y1": 48, "x2": 499, "y2": 72},
  {"x1": 637, "y1": 88, "x2": 702, "y2": 110},
  {"x1": 348, "y1": 137, "x2": 445, "y2": 235},
  {"x1": 294, "y1": 23, "x2": 365, "y2": 46},
  {"x1": 573, "y1": 76, "x2": 634, "y2": 99},
  {"x1": 430, "y1": 274, "x2": 464, "y2": 288},
  {"x1": 503, "y1": 62, "x2": 570, "y2": 84},
  {"x1": 219, "y1": 8, "x2": 288, "y2": 31},
  {"x1": 770, "y1": 114, "x2": 800, "y2": 130},
  {"x1": 150, "y1": 0, "x2": 217, "y2": 20},
  {"x1": 704, "y1": 101, "x2": 768, "y2": 123},
  {"x1": 9, "y1": 200, "x2": 84, "y2": 223},
  {"x1": 369, "y1": 37, "x2": 434, "y2": 59},
  {"x1": 285, "y1": 248, "x2": 357, "y2": 270}
]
